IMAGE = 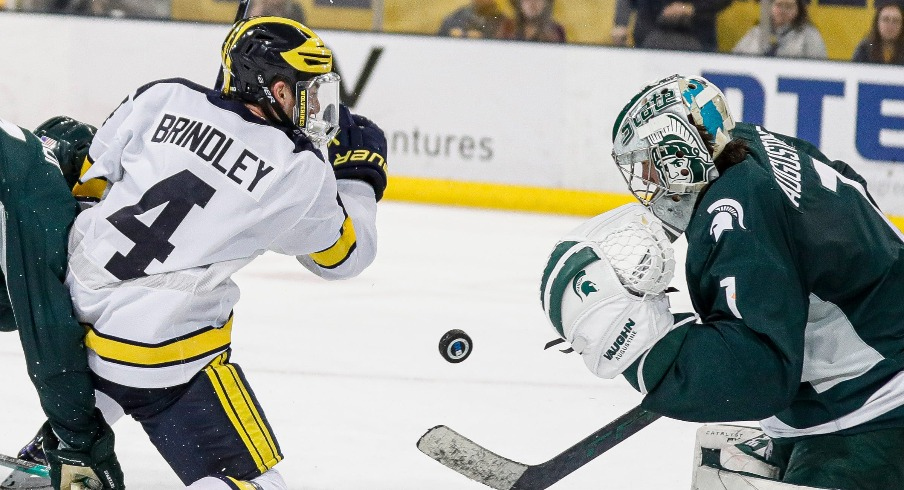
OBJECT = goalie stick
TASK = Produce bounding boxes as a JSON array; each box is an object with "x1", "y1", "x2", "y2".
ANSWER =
[{"x1": 417, "y1": 405, "x2": 661, "y2": 490}]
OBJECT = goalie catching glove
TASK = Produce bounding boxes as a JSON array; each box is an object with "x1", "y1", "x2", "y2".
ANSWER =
[
  {"x1": 327, "y1": 104, "x2": 388, "y2": 201},
  {"x1": 540, "y1": 203, "x2": 676, "y2": 379}
]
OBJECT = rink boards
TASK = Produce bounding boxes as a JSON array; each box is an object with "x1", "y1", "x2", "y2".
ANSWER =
[{"x1": 2, "y1": 13, "x2": 904, "y2": 223}]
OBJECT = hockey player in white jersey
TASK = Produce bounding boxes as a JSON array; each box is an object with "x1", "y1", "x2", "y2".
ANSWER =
[{"x1": 11, "y1": 17, "x2": 386, "y2": 490}]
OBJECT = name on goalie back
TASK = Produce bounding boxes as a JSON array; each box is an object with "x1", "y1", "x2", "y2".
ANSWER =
[{"x1": 151, "y1": 114, "x2": 275, "y2": 197}]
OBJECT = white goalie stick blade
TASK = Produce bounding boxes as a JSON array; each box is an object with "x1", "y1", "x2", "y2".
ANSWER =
[
  {"x1": 417, "y1": 426, "x2": 528, "y2": 490},
  {"x1": 417, "y1": 405, "x2": 661, "y2": 490}
]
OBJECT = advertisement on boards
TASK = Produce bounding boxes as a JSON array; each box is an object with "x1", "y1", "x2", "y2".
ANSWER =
[{"x1": 2, "y1": 15, "x2": 903, "y2": 214}]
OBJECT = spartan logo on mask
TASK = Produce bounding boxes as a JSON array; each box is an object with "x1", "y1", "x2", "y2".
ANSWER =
[
  {"x1": 651, "y1": 134, "x2": 708, "y2": 188},
  {"x1": 639, "y1": 112, "x2": 714, "y2": 197}
]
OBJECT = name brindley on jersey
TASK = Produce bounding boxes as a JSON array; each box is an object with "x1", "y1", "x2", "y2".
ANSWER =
[{"x1": 151, "y1": 113, "x2": 275, "y2": 194}]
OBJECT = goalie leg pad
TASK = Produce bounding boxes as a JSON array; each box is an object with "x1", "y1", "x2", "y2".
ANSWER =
[
  {"x1": 692, "y1": 425, "x2": 826, "y2": 490},
  {"x1": 693, "y1": 466, "x2": 832, "y2": 490},
  {"x1": 692, "y1": 425, "x2": 780, "y2": 481}
]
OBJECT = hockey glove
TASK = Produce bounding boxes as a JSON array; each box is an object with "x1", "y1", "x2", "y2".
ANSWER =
[
  {"x1": 540, "y1": 205, "x2": 676, "y2": 379},
  {"x1": 328, "y1": 104, "x2": 388, "y2": 201},
  {"x1": 44, "y1": 414, "x2": 124, "y2": 490}
]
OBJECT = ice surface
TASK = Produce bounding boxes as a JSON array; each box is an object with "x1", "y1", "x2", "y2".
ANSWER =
[{"x1": 0, "y1": 201, "x2": 703, "y2": 489}]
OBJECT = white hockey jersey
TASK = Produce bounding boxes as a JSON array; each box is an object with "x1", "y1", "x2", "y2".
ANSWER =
[{"x1": 66, "y1": 78, "x2": 378, "y2": 389}]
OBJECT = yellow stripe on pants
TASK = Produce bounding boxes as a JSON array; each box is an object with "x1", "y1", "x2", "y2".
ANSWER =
[{"x1": 204, "y1": 360, "x2": 281, "y2": 473}]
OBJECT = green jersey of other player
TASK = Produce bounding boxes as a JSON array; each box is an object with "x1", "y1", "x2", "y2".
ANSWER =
[{"x1": 0, "y1": 117, "x2": 97, "y2": 450}]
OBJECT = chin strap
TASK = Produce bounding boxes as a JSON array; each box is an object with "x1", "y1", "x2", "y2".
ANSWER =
[{"x1": 258, "y1": 96, "x2": 296, "y2": 131}]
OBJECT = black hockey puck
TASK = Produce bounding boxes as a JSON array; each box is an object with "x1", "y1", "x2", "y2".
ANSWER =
[{"x1": 438, "y1": 329, "x2": 472, "y2": 363}]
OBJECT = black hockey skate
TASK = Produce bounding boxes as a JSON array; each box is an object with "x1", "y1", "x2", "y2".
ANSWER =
[{"x1": 1, "y1": 426, "x2": 52, "y2": 490}]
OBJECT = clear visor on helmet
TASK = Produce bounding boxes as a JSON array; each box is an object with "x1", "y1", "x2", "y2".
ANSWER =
[
  {"x1": 613, "y1": 146, "x2": 671, "y2": 206},
  {"x1": 295, "y1": 72, "x2": 341, "y2": 145}
]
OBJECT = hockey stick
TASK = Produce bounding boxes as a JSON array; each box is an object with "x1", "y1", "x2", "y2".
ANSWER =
[
  {"x1": 417, "y1": 405, "x2": 661, "y2": 490},
  {"x1": 0, "y1": 453, "x2": 48, "y2": 478},
  {"x1": 0, "y1": 453, "x2": 103, "y2": 489},
  {"x1": 233, "y1": 0, "x2": 252, "y2": 24},
  {"x1": 214, "y1": 0, "x2": 252, "y2": 91}
]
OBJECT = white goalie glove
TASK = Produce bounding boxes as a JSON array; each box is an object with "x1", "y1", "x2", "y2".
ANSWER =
[{"x1": 540, "y1": 203, "x2": 676, "y2": 379}]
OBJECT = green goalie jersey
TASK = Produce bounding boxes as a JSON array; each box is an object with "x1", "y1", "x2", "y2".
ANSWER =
[
  {"x1": 626, "y1": 121, "x2": 904, "y2": 440},
  {"x1": 0, "y1": 119, "x2": 98, "y2": 450}
]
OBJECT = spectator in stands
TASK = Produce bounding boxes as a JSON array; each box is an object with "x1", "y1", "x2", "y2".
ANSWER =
[
  {"x1": 57, "y1": 0, "x2": 169, "y2": 18},
  {"x1": 15, "y1": 0, "x2": 58, "y2": 12},
  {"x1": 438, "y1": 0, "x2": 507, "y2": 39},
  {"x1": 249, "y1": 0, "x2": 307, "y2": 24},
  {"x1": 611, "y1": 0, "x2": 634, "y2": 46},
  {"x1": 632, "y1": 0, "x2": 732, "y2": 52},
  {"x1": 732, "y1": 0, "x2": 827, "y2": 58},
  {"x1": 852, "y1": 1, "x2": 904, "y2": 64},
  {"x1": 498, "y1": 0, "x2": 566, "y2": 42}
]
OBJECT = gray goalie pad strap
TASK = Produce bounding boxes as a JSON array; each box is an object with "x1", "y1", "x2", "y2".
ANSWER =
[{"x1": 417, "y1": 425, "x2": 528, "y2": 490}]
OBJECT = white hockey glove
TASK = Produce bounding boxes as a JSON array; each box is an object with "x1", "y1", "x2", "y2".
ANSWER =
[{"x1": 540, "y1": 204, "x2": 676, "y2": 379}]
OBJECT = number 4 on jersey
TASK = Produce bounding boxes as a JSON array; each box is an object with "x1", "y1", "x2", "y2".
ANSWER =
[{"x1": 105, "y1": 170, "x2": 215, "y2": 280}]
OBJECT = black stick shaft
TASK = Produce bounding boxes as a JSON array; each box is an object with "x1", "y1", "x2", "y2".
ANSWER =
[
  {"x1": 234, "y1": 0, "x2": 251, "y2": 22},
  {"x1": 214, "y1": 0, "x2": 252, "y2": 91},
  {"x1": 512, "y1": 406, "x2": 661, "y2": 490}
]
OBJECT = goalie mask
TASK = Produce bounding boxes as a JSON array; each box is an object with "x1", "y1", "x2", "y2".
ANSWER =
[
  {"x1": 221, "y1": 16, "x2": 340, "y2": 144},
  {"x1": 611, "y1": 75, "x2": 735, "y2": 237}
]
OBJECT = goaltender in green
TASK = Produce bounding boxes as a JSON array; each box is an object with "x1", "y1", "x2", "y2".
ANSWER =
[{"x1": 542, "y1": 74, "x2": 904, "y2": 490}]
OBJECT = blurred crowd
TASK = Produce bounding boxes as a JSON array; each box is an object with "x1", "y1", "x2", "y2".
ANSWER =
[
  {"x1": 9, "y1": 0, "x2": 306, "y2": 20},
  {"x1": 438, "y1": 0, "x2": 904, "y2": 64},
  {"x1": 5, "y1": 0, "x2": 904, "y2": 64},
  {"x1": 14, "y1": 0, "x2": 169, "y2": 18}
]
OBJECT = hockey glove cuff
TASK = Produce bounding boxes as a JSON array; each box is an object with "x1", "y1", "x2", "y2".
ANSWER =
[
  {"x1": 45, "y1": 413, "x2": 124, "y2": 490},
  {"x1": 328, "y1": 105, "x2": 388, "y2": 201}
]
